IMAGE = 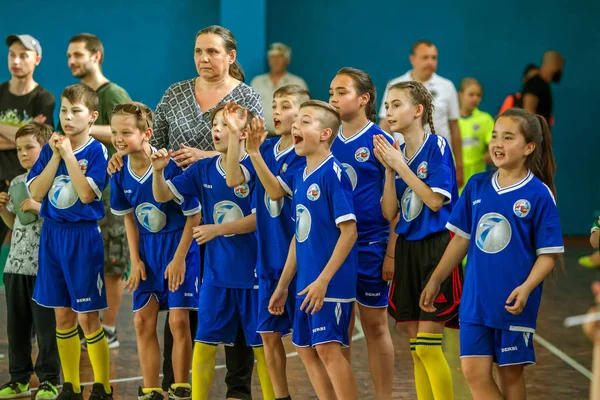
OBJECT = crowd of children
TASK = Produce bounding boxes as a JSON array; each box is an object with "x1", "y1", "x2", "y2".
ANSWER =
[{"x1": 0, "y1": 55, "x2": 564, "y2": 400}]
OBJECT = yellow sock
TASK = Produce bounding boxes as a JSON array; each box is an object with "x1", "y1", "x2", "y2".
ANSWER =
[
  {"x1": 85, "y1": 327, "x2": 111, "y2": 393},
  {"x1": 415, "y1": 333, "x2": 454, "y2": 400},
  {"x1": 192, "y1": 344, "x2": 217, "y2": 400},
  {"x1": 142, "y1": 388, "x2": 164, "y2": 394},
  {"x1": 56, "y1": 326, "x2": 81, "y2": 393},
  {"x1": 171, "y1": 383, "x2": 191, "y2": 389},
  {"x1": 411, "y1": 338, "x2": 434, "y2": 400},
  {"x1": 253, "y1": 347, "x2": 275, "y2": 400}
]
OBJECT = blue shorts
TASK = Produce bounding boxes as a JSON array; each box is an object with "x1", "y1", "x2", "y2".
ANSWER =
[
  {"x1": 33, "y1": 221, "x2": 107, "y2": 313},
  {"x1": 292, "y1": 298, "x2": 353, "y2": 348},
  {"x1": 356, "y1": 241, "x2": 389, "y2": 308},
  {"x1": 460, "y1": 322, "x2": 536, "y2": 366},
  {"x1": 195, "y1": 284, "x2": 262, "y2": 347},
  {"x1": 256, "y1": 277, "x2": 294, "y2": 336},
  {"x1": 133, "y1": 231, "x2": 200, "y2": 312}
]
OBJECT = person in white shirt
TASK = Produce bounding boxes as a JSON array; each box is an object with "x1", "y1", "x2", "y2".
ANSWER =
[
  {"x1": 379, "y1": 40, "x2": 464, "y2": 187},
  {"x1": 250, "y1": 42, "x2": 308, "y2": 133}
]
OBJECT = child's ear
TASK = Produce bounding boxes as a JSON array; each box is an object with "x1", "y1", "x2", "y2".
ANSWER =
[
  {"x1": 320, "y1": 127, "x2": 333, "y2": 143},
  {"x1": 524, "y1": 142, "x2": 536, "y2": 156},
  {"x1": 145, "y1": 128, "x2": 153, "y2": 142},
  {"x1": 239, "y1": 125, "x2": 250, "y2": 140},
  {"x1": 90, "y1": 110, "x2": 99, "y2": 125},
  {"x1": 414, "y1": 104, "x2": 424, "y2": 119}
]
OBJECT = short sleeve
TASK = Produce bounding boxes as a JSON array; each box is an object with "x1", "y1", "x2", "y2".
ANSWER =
[
  {"x1": 102, "y1": 86, "x2": 131, "y2": 123},
  {"x1": 26, "y1": 144, "x2": 51, "y2": 188},
  {"x1": 109, "y1": 173, "x2": 133, "y2": 215},
  {"x1": 150, "y1": 88, "x2": 171, "y2": 150},
  {"x1": 165, "y1": 161, "x2": 201, "y2": 215},
  {"x1": 533, "y1": 188, "x2": 564, "y2": 255},
  {"x1": 522, "y1": 77, "x2": 543, "y2": 98},
  {"x1": 85, "y1": 143, "x2": 110, "y2": 199},
  {"x1": 326, "y1": 162, "x2": 356, "y2": 226},
  {"x1": 447, "y1": 82, "x2": 460, "y2": 121},
  {"x1": 426, "y1": 137, "x2": 455, "y2": 203},
  {"x1": 167, "y1": 161, "x2": 203, "y2": 205},
  {"x1": 240, "y1": 156, "x2": 256, "y2": 184},
  {"x1": 446, "y1": 178, "x2": 473, "y2": 239}
]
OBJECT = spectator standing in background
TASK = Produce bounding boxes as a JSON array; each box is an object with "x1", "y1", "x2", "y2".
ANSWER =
[{"x1": 522, "y1": 50, "x2": 564, "y2": 125}]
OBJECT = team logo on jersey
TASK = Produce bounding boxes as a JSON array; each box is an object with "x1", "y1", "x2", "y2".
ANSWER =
[
  {"x1": 355, "y1": 147, "x2": 370, "y2": 162},
  {"x1": 307, "y1": 184, "x2": 320, "y2": 201},
  {"x1": 401, "y1": 187, "x2": 423, "y2": 222},
  {"x1": 513, "y1": 199, "x2": 531, "y2": 218},
  {"x1": 342, "y1": 163, "x2": 358, "y2": 190},
  {"x1": 264, "y1": 191, "x2": 284, "y2": 217},
  {"x1": 475, "y1": 212, "x2": 512, "y2": 254},
  {"x1": 417, "y1": 161, "x2": 428, "y2": 179},
  {"x1": 472, "y1": 123, "x2": 481, "y2": 132},
  {"x1": 280, "y1": 163, "x2": 288, "y2": 173},
  {"x1": 49, "y1": 175, "x2": 79, "y2": 209},
  {"x1": 78, "y1": 159, "x2": 89, "y2": 174},
  {"x1": 234, "y1": 184, "x2": 250, "y2": 198},
  {"x1": 135, "y1": 202, "x2": 167, "y2": 232},
  {"x1": 295, "y1": 204, "x2": 312, "y2": 242},
  {"x1": 214, "y1": 200, "x2": 244, "y2": 237}
]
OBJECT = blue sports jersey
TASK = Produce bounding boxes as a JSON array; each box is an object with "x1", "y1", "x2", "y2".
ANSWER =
[
  {"x1": 394, "y1": 134, "x2": 458, "y2": 240},
  {"x1": 279, "y1": 154, "x2": 358, "y2": 301},
  {"x1": 110, "y1": 153, "x2": 201, "y2": 233},
  {"x1": 254, "y1": 137, "x2": 305, "y2": 280},
  {"x1": 331, "y1": 121, "x2": 392, "y2": 245},
  {"x1": 446, "y1": 170, "x2": 564, "y2": 331},
  {"x1": 167, "y1": 154, "x2": 258, "y2": 289},
  {"x1": 27, "y1": 137, "x2": 109, "y2": 223}
]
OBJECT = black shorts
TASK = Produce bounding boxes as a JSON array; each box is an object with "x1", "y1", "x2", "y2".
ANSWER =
[{"x1": 388, "y1": 231, "x2": 463, "y2": 324}]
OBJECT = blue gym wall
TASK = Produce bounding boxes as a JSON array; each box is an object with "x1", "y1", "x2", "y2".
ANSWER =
[
  {"x1": 0, "y1": 1, "x2": 597, "y2": 234},
  {"x1": 266, "y1": 0, "x2": 600, "y2": 235}
]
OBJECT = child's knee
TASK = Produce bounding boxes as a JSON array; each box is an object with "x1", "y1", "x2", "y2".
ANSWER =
[
  {"x1": 315, "y1": 343, "x2": 342, "y2": 365},
  {"x1": 260, "y1": 332, "x2": 281, "y2": 347},
  {"x1": 498, "y1": 364, "x2": 524, "y2": 385},
  {"x1": 133, "y1": 311, "x2": 157, "y2": 334},
  {"x1": 168, "y1": 311, "x2": 190, "y2": 335},
  {"x1": 461, "y1": 358, "x2": 491, "y2": 384},
  {"x1": 54, "y1": 309, "x2": 77, "y2": 329},
  {"x1": 77, "y1": 312, "x2": 100, "y2": 334}
]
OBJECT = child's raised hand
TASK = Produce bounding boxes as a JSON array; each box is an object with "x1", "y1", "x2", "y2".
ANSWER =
[
  {"x1": 150, "y1": 148, "x2": 172, "y2": 172},
  {"x1": 223, "y1": 101, "x2": 248, "y2": 137},
  {"x1": 246, "y1": 117, "x2": 268, "y2": 155},
  {"x1": 0, "y1": 192, "x2": 10, "y2": 210},
  {"x1": 373, "y1": 135, "x2": 404, "y2": 171},
  {"x1": 298, "y1": 277, "x2": 328, "y2": 315},
  {"x1": 49, "y1": 133, "x2": 63, "y2": 156},
  {"x1": 164, "y1": 257, "x2": 186, "y2": 292},
  {"x1": 107, "y1": 153, "x2": 124, "y2": 175},
  {"x1": 54, "y1": 135, "x2": 73, "y2": 158},
  {"x1": 505, "y1": 285, "x2": 531, "y2": 315},
  {"x1": 268, "y1": 285, "x2": 289, "y2": 316},
  {"x1": 125, "y1": 260, "x2": 146, "y2": 293}
]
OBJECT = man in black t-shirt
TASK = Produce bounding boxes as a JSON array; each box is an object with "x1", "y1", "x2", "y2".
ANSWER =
[
  {"x1": 0, "y1": 34, "x2": 55, "y2": 246},
  {"x1": 522, "y1": 50, "x2": 564, "y2": 125}
]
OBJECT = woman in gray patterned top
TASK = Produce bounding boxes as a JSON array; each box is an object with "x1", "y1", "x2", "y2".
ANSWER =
[{"x1": 150, "y1": 25, "x2": 263, "y2": 168}]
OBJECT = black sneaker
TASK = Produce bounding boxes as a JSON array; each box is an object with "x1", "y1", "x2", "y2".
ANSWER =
[
  {"x1": 88, "y1": 383, "x2": 113, "y2": 400},
  {"x1": 168, "y1": 385, "x2": 191, "y2": 400},
  {"x1": 56, "y1": 383, "x2": 83, "y2": 400},
  {"x1": 82, "y1": 328, "x2": 120, "y2": 350},
  {"x1": 138, "y1": 387, "x2": 164, "y2": 400}
]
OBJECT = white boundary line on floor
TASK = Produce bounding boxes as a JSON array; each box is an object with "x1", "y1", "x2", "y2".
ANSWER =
[{"x1": 534, "y1": 334, "x2": 592, "y2": 380}]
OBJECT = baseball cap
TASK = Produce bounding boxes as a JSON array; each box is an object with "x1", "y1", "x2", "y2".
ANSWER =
[
  {"x1": 267, "y1": 42, "x2": 291, "y2": 59},
  {"x1": 6, "y1": 34, "x2": 42, "y2": 56}
]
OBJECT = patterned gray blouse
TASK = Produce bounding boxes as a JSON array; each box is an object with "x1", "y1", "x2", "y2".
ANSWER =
[{"x1": 151, "y1": 79, "x2": 263, "y2": 151}]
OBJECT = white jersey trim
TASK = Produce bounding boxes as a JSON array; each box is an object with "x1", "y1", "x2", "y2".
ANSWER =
[
  {"x1": 166, "y1": 180, "x2": 184, "y2": 205},
  {"x1": 111, "y1": 207, "x2": 133, "y2": 216},
  {"x1": 182, "y1": 205, "x2": 202, "y2": 216},
  {"x1": 303, "y1": 153, "x2": 334, "y2": 181},
  {"x1": 492, "y1": 170, "x2": 534, "y2": 194},
  {"x1": 445, "y1": 222, "x2": 471, "y2": 239},
  {"x1": 508, "y1": 326, "x2": 535, "y2": 334},
  {"x1": 323, "y1": 297, "x2": 356, "y2": 303},
  {"x1": 335, "y1": 213, "x2": 356, "y2": 226},
  {"x1": 274, "y1": 137, "x2": 295, "y2": 160},
  {"x1": 86, "y1": 177, "x2": 102, "y2": 200},
  {"x1": 431, "y1": 187, "x2": 452, "y2": 204},
  {"x1": 536, "y1": 246, "x2": 565, "y2": 255},
  {"x1": 403, "y1": 134, "x2": 430, "y2": 165},
  {"x1": 277, "y1": 176, "x2": 293, "y2": 196},
  {"x1": 336, "y1": 121, "x2": 373, "y2": 144}
]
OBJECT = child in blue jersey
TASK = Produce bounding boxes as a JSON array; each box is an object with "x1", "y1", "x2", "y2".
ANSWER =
[
  {"x1": 329, "y1": 67, "x2": 395, "y2": 398},
  {"x1": 27, "y1": 84, "x2": 113, "y2": 399},
  {"x1": 223, "y1": 85, "x2": 310, "y2": 400},
  {"x1": 421, "y1": 108, "x2": 563, "y2": 399},
  {"x1": 374, "y1": 80, "x2": 462, "y2": 400},
  {"x1": 269, "y1": 100, "x2": 359, "y2": 400},
  {"x1": 109, "y1": 102, "x2": 200, "y2": 400},
  {"x1": 151, "y1": 104, "x2": 275, "y2": 400}
]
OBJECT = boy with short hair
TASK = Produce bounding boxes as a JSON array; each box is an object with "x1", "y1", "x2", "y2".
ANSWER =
[
  {"x1": 0, "y1": 122, "x2": 60, "y2": 399},
  {"x1": 269, "y1": 100, "x2": 359, "y2": 400},
  {"x1": 28, "y1": 83, "x2": 112, "y2": 400}
]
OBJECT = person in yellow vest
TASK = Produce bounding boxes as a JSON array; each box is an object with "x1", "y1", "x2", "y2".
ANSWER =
[{"x1": 458, "y1": 78, "x2": 494, "y2": 193}]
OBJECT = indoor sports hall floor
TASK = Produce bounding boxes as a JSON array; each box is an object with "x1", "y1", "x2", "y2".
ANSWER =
[{"x1": 0, "y1": 238, "x2": 596, "y2": 399}]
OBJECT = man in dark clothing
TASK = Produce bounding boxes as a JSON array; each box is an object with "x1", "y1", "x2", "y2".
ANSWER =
[{"x1": 522, "y1": 50, "x2": 564, "y2": 125}]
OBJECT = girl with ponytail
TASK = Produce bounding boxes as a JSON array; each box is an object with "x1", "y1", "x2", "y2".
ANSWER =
[{"x1": 420, "y1": 107, "x2": 563, "y2": 399}]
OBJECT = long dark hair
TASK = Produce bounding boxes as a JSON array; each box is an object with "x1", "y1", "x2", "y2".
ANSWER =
[
  {"x1": 498, "y1": 108, "x2": 556, "y2": 197},
  {"x1": 336, "y1": 67, "x2": 376, "y2": 122},
  {"x1": 196, "y1": 25, "x2": 245, "y2": 82}
]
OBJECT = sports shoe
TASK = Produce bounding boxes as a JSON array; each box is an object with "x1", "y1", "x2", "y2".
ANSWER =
[
  {"x1": 168, "y1": 385, "x2": 191, "y2": 400},
  {"x1": 35, "y1": 381, "x2": 59, "y2": 399},
  {"x1": 56, "y1": 383, "x2": 83, "y2": 400},
  {"x1": 0, "y1": 382, "x2": 30, "y2": 398},
  {"x1": 88, "y1": 383, "x2": 113, "y2": 400},
  {"x1": 579, "y1": 255, "x2": 600, "y2": 268},
  {"x1": 82, "y1": 327, "x2": 120, "y2": 350},
  {"x1": 138, "y1": 387, "x2": 164, "y2": 400}
]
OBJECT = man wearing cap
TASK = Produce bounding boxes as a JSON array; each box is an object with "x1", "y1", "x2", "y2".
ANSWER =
[
  {"x1": 66, "y1": 33, "x2": 131, "y2": 351},
  {"x1": 0, "y1": 34, "x2": 55, "y2": 249},
  {"x1": 250, "y1": 42, "x2": 308, "y2": 133}
]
